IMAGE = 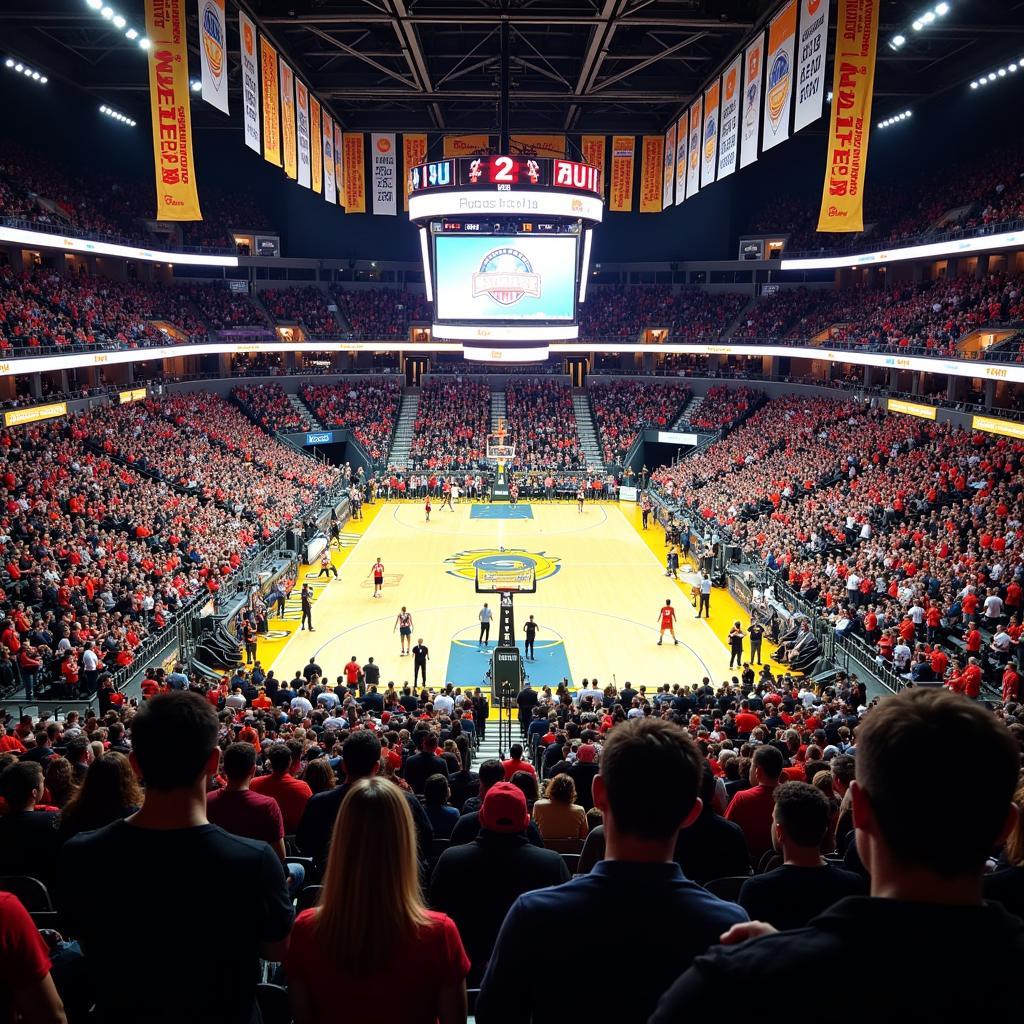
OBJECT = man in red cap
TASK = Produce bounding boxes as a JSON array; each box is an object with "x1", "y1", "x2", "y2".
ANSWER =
[{"x1": 430, "y1": 783, "x2": 569, "y2": 985}]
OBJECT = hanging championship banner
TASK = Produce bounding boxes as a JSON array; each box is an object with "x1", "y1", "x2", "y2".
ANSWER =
[
  {"x1": 609, "y1": 135, "x2": 635, "y2": 212},
  {"x1": 342, "y1": 133, "x2": 366, "y2": 213},
  {"x1": 259, "y1": 36, "x2": 281, "y2": 167},
  {"x1": 402, "y1": 133, "x2": 428, "y2": 211},
  {"x1": 638, "y1": 136, "x2": 664, "y2": 214},
  {"x1": 309, "y1": 96, "x2": 322, "y2": 193},
  {"x1": 334, "y1": 123, "x2": 344, "y2": 207},
  {"x1": 763, "y1": 0, "x2": 798, "y2": 151},
  {"x1": 371, "y1": 133, "x2": 397, "y2": 216},
  {"x1": 685, "y1": 99, "x2": 702, "y2": 199},
  {"x1": 279, "y1": 60, "x2": 297, "y2": 180},
  {"x1": 674, "y1": 114, "x2": 687, "y2": 204},
  {"x1": 701, "y1": 80, "x2": 720, "y2": 188},
  {"x1": 295, "y1": 80, "x2": 311, "y2": 188},
  {"x1": 717, "y1": 55, "x2": 743, "y2": 180},
  {"x1": 238, "y1": 12, "x2": 260, "y2": 153},
  {"x1": 323, "y1": 116, "x2": 337, "y2": 204},
  {"x1": 510, "y1": 134, "x2": 566, "y2": 158},
  {"x1": 740, "y1": 32, "x2": 765, "y2": 168},
  {"x1": 443, "y1": 135, "x2": 491, "y2": 158},
  {"x1": 817, "y1": 0, "x2": 878, "y2": 232},
  {"x1": 794, "y1": 0, "x2": 831, "y2": 133},
  {"x1": 144, "y1": 0, "x2": 201, "y2": 220},
  {"x1": 581, "y1": 136, "x2": 606, "y2": 196},
  {"x1": 662, "y1": 123, "x2": 676, "y2": 210},
  {"x1": 198, "y1": 0, "x2": 228, "y2": 114}
]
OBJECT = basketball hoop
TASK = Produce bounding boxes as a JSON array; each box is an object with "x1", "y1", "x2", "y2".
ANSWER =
[
  {"x1": 475, "y1": 566, "x2": 537, "y2": 594},
  {"x1": 487, "y1": 417, "x2": 516, "y2": 474}
]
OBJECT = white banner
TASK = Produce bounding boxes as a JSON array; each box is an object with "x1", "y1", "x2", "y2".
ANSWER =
[
  {"x1": 762, "y1": 0, "x2": 798, "y2": 152},
  {"x1": 323, "y1": 116, "x2": 337, "y2": 204},
  {"x1": 198, "y1": 0, "x2": 229, "y2": 114},
  {"x1": 662, "y1": 122, "x2": 676, "y2": 210},
  {"x1": 674, "y1": 113, "x2": 687, "y2": 205},
  {"x1": 717, "y1": 54, "x2": 743, "y2": 180},
  {"x1": 238, "y1": 11, "x2": 260, "y2": 151},
  {"x1": 701, "y1": 81, "x2": 720, "y2": 188},
  {"x1": 295, "y1": 80, "x2": 311, "y2": 188},
  {"x1": 685, "y1": 98, "x2": 702, "y2": 200},
  {"x1": 793, "y1": 0, "x2": 831, "y2": 133},
  {"x1": 371, "y1": 132, "x2": 397, "y2": 215},
  {"x1": 740, "y1": 31, "x2": 765, "y2": 169}
]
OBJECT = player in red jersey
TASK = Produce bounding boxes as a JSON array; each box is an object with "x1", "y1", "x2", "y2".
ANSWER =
[
  {"x1": 424, "y1": 494, "x2": 432, "y2": 522},
  {"x1": 371, "y1": 557, "x2": 385, "y2": 599},
  {"x1": 658, "y1": 599, "x2": 680, "y2": 646}
]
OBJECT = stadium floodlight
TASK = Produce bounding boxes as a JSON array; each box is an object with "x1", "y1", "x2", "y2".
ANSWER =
[
  {"x1": 86, "y1": 0, "x2": 103, "y2": 8},
  {"x1": 125, "y1": 28, "x2": 137, "y2": 40},
  {"x1": 14, "y1": 63, "x2": 22, "y2": 71},
  {"x1": 4, "y1": 59, "x2": 12, "y2": 68},
  {"x1": 921, "y1": 11, "x2": 935, "y2": 24},
  {"x1": 40, "y1": 77, "x2": 46, "y2": 83},
  {"x1": 935, "y1": 2, "x2": 950, "y2": 14},
  {"x1": 100, "y1": 6, "x2": 113, "y2": 18},
  {"x1": 139, "y1": 37, "x2": 150, "y2": 49},
  {"x1": 970, "y1": 80, "x2": 978, "y2": 88},
  {"x1": 912, "y1": 19, "x2": 923, "y2": 30},
  {"x1": 112, "y1": 14, "x2": 125, "y2": 28}
]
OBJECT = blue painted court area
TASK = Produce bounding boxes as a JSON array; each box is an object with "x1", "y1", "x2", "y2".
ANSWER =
[
  {"x1": 470, "y1": 504, "x2": 534, "y2": 520},
  {"x1": 446, "y1": 637, "x2": 572, "y2": 689}
]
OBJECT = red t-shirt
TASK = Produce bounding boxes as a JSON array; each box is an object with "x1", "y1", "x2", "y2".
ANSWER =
[
  {"x1": 734, "y1": 712, "x2": 761, "y2": 735},
  {"x1": 0, "y1": 893, "x2": 50, "y2": 1024},
  {"x1": 725, "y1": 783, "x2": 777, "y2": 859},
  {"x1": 206, "y1": 788, "x2": 284, "y2": 847},
  {"x1": 502, "y1": 757, "x2": 537, "y2": 781},
  {"x1": 249, "y1": 773, "x2": 313, "y2": 833},
  {"x1": 660, "y1": 606, "x2": 676, "y2": 628},
  {"x1": 284, "y1": 908, "x2": 469, "y2": 1024}
]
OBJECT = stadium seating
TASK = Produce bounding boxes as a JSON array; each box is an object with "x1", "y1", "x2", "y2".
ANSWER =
[
  {"x1": 299, "y1": 379, "x2": 401, "y2": 461},
  {"x1": 261, "y1": 288, "x2": 338, "y2": 335},
  {"x1": 408, "y1": 379, "x2": 490, "y2": 471},
  {"x1": 233, "y1": 383, "x2": 308, "y2": 433},
  {"x1": 332, "y1": 287, "x2": 431, "y2": 338},
  {"x1": 504, "y1": 378, "x2": 585, "y2": 470},
  {"x1": 589, "y1": 380, "x2": 692, "y2": 463},
  {"x1": 580, "y1": 284, "x2": 746, "y2": 339}
]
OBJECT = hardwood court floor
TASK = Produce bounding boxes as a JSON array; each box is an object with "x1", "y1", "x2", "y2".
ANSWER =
[{"x1": 262, "y1": 500, "x2": 769, "y2": 694}]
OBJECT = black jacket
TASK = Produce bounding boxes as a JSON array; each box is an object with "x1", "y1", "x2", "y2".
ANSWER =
[{"x1": 403, "y1": 751, "x2": 449, "y2": 794}]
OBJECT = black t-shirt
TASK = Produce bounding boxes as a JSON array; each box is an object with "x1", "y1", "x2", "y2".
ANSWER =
[
  {"x1": 58, "y1": 820, "x2": 293, "y2": 1024},
  {"x1": 412, "y1": 645, "x2": 429, "y2": 664},
  {"x1": 0, "y1": 811, "x2": 61, "y2": 886},
  {"x1": 524, "y1": 621, "x2": 538, "y2": 640},
  {"x1": 738, "y1": 863, "x2": 865, "y2": 930}
]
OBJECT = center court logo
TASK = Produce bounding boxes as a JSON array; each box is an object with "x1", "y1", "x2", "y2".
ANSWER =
[
  {"x1": 471, "y1": 248, "x2": 541, "y2": 306},
  {"x1": 445, "y1": 548, "x2": 561, "y2": 582}
]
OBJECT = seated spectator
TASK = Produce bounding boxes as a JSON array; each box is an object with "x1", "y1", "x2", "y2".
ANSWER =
[
  {"x1": 56, "y1": 752, "x2": 141, "y2": 842},
  {"x1": 56, "y1": 692, "x2": 293, "y2": 1024},
  {"x1": 983, "y1": 777, "x2": 1024, "y2": 919},
  {"x1": 532, "y1": 773, "x2": 589, "y2": 843},
  {"x1": 250, "y1": 742, "x2": 313, "y2": 834},
  {"x1": 423, "y1": 773, "x2": 460, "y2": 840},
  {"x1": 476, "y1": 719, "x2": 746, "y2": 1024},
  {"x1": 652, "y1": 689, "x2": 1024, "y2": 1018},
  {"x1": 0, "y1": 891, "x2": 68, "y2": 1024},
  {"x1": 450, "y1": 759, "x2": 544, "y2": 849},
  {"x1": 0, "y1": 761, "x2": 61, "y2": 885},
  {"x1": 284, "y1": 776, "x2": 470, "y2": 1024},
  {"x1": 405, "y1": 731, "x2": 450, "y2": 795},
  {"x1": 725, "y1": 744, "x2": 785, "y2": 864}
]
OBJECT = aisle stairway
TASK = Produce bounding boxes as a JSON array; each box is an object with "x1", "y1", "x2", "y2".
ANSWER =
[
  {"x1": 673, "y1": 394, "x2": 704, "y2": 429},
  {"x1": 490, "y1": 387, "x2": 506, "y2": 434},
  {"x1": 572, "y1": 390, "x2": 605, "y2": 469},
  {"x1": 386, "y1": 389, "x2": 419, "y2": 468},
  {"x1": 289, "y1": 392, "x2": 322, "y2": 430}
]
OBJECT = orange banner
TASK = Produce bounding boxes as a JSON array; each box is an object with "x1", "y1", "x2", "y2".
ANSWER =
[
  {"x1": 402, "y1": 133, "x2": 427, "y2": 211},
  {"x1": 143, "y1": 0, "x2": 201, "y2": 221},
  {"x1": 581, "y1": 135, "x2": 606, "y2": 169},
  {"x1": 510, "y1": 134, "x2": 566, "y2": 158},
  {"x1": 609, "y1": 135, "x2": 635, "y2": 212},
  {"x1": 259, "y1": 36, "x2": 280, "y2": 167},
  {"x1": 817, "y1": 0, "x2": 879, "y2": 232},
  {"x1": 279, "y1": 60, "x2": 297, "y2": 180},
  {"x1": 309, "y1": 96, "x2": 322, "y2": 193},
  {"x1": 342, "y1": 133, "x2": 366, "y2": 213},
  {"x1": 639, "y1": 136, "x2": 664, "y2": 213},
  {"x1": 443, "y1": 135, "x2": 491, "y2": 158}
]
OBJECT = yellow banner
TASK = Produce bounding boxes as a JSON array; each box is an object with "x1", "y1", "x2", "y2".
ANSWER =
[
  {"x1": 4, "y1": 401, "x2": 68, "y2": 428},
  {"x1": 609, "y1": 135, "x2": 635, "y2": 212},
  {"x1": 259, "y1": 36, "x2": 281, "y2": 166},
  {"x1": 144, "y1": 0, "x2": 201, "y2": 221},
  {"x1": 887, "y1": 398, "x2": 937, "y2": 420},
  {"x1": 443, "y1": 135, "x2": 491, "y2": 158},
  {"x1": 817, "y1": 0, "x2": 879, "y2": 232},
  {"x1": 402, "y1": 133, "x2": 428, "y2": 211},
  {"x1": 638, "y1": 136, "x2": 664, "y2": 213},
  {"x1": 119, "y1": 387, "x2": 148, "y2": 404},
  {"x1": 342, "y1": 133, "x2": 366, "y2": 213},
  {"x1": 309, "y1": 96, "x2": 322, "y2": 193},
  {"x1": 972, "y1": 414, "x2": 1024, "y2": 440},
  {"x1": 510, "y1": 134, "x2": 566, "y2": 159},
  {"x1": 280, "y1": 60, "x2": 297, "y2": 180},
  {"x1": 581, "y1": 136, "x2": 606, "y2": 197}
]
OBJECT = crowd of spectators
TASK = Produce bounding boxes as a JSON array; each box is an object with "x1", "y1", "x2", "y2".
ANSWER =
[
  {"x1": 261, "y1": 288, "x2": 337, "y2": 335},
  {"x1": 233, "y1": 383, "x2": 308, "y2": 433},
  {"x1": 333, "y1": 288, "x2": 431, "y2": 338},
  {"x1": 408, "y1": 379, "x2": 491, "y2": 471},
  {"x1": 686, "y1": 386, "x2": 763, "y2": 431},
  {"x1": 580, "y1": 285, "x2": 746, "y2": 340},
  {"x1": 299, "y1": 379, "x2": 401, "y2": 462},
  {"x1": 504, "y1": 379, "x2": 584, "y2": 470},
  {"x1": 184, "y1": 283, "x2": 269, "y2": 332},
  {"x1": 589, "y1": 380, "x2": 691, "y2": 463}
]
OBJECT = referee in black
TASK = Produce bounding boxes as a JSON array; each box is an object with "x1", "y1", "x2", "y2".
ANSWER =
[{"x1": 523, "y1": 615, "x2": 539, "y2": 661}]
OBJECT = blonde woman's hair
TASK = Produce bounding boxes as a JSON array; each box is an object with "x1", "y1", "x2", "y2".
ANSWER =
[
  {"x1": 1006, "y1": 780, "x2": 1024, "y2": 867},
  {"x1": 315, "y1": 776, "x2": 428, "y2": 971}
]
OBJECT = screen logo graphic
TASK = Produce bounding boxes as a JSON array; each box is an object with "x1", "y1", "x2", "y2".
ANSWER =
[{"x1": 471, "y1": 248, "x2": 542, "y2": 306}]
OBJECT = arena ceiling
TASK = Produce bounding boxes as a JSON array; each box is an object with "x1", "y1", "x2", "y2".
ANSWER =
[{"x1": 3, "y1": 0, "x2": 1024, "y2": 136}]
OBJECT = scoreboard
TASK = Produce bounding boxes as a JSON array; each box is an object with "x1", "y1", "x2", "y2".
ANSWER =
[{"x1": 408, "y1": 155, "x2": 602, "y2": 196}]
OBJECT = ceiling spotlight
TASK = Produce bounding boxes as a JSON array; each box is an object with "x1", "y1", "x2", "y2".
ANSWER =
[
  {"x1": 912, "y1": 19, "x2": 923, "y2": 30},
  {"x1": 87, "y1": 0, "x2": 103, "y2": 7},
  {"x1": 40, "y1": 76, "x2": 46, "y2": 83},
  {"x1": 935, "y1": 2, "x2": 950, "y2": 14},
  {"x1": 1011, "y1": 64, "x2": 1019, "y2": 73},
  {"x1": 970, "y1": 80, "x2": 978, "y2": 88},
  {"x1": 989, "y1": 72, "x2": 997, "y2": 81},
  {"x1": 4, "y1": 59, "x2": 12, "y2": 68},
  {"x1": 112, "y1": 14, "x2": 125, "y2": 28},
  {"x1": 191, "y1": 80, "x2": 201, "y2": 91},
  {"x1": 826, "y1": 91, "x2": 833, "y2": 102},
  {"x1": 893, "y1": 34, "x2": 906, "y2": 46},
  {"x1": 100, "y1": 105, "x2": 107, "y2": 112},
  {"x1": 139, "y1": 37, "x2": 150, "y2": 49},
  {"x1": 14, "y1": 63, "x2": 23, "y2": 72},
  {"x1": 998, "y1": 68, "x2": 1007, "y2": 76},
  {"x1": 905, "y1": 110, "x2": 912, "y2": 116},
  {"x1": 100, "y1": 6, "x2": 113, "y2": 18},
  {"x1": 22, "y1": 66, "x2": 32, "y2": 75},
  {"x1": 31, "y1": 71, "x2": 39, "y2": 79},
  {"x1": 125, "y1": 28, "x2": 137, "y2": 39},
  {"x1": 922, "y1": 11, "x2": 935, "y2": 24}
]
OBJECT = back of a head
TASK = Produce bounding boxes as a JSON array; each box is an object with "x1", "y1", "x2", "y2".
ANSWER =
[
  {"x1": 318, "y1": 776, "x2": 426, "y2": 970},
  {"x1": 478, "y1": 758, "x2": 505, "y2": 792},
  {"x1": 857, "y1": 688, "x2": 1019, "y2": 877},
  {"x1": 65, "y1": 735, "x2": 90, "y2": 764},
  {"x1": 774, "y1": 781, "x2": 831, "y2": 848},
  {"x1": 267, "y1": 743, "x2": 292, "y2": 774},
  {"x1": 423, "y1": 773, "x2": 449, "y2": 806},
  {"x1": 130, "y1": 691, "x2": 218, "y2": 791},
  {"x1": 0, "y1": 760, "x2": 42, "y2": 807},
  {"x1": 223, "y1": 742, "x2": 258, "y2": 783},
  {"x1": 62, "y1": 752, "x2": 140, "y2": 830},
  {"x1": 547, "y1": 773, "x2": 576, "y2": 806},
  {"x1": 599, "y1": 718, "x2": 703, "y2": 841},
  {"x1": 341, "y1": 729, "x2": 382, "y2": 779},
  {"x1": 753, "y1": 744, "x2": 784, "y2": 782},
  {"x1": 509, "y1": 743, "x2": 523, "y2": 760}
]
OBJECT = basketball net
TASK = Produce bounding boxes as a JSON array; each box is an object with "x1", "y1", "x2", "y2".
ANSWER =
[{"x1": 487, "y1": 417, "x2": 515, "y2": 476}]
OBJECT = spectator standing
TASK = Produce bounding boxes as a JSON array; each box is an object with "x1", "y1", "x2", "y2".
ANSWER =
[
  {"x1": 725, "y1": 744, "x2": 785, "y2": 864},
  {"x1": 250, "y1": 742, "x2": 313, "y2": 834}
]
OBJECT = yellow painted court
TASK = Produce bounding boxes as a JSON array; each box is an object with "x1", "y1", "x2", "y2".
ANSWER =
[{"x1": 257, "y1": 500, "x2": 773, "y2": 694}]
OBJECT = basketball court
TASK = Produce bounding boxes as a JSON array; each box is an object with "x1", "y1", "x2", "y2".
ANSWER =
[{"x1": 261, "y1": 499, "x2": 771, "y2": 695}]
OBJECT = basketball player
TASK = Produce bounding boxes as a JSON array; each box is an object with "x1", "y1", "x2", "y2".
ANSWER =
[
  {"x1": 300, "y1": 584, "x2": 314, "y2": 632},
  {"x1": 318, "y1": 550, "x2": 338, "y2": 579},
  {"x1": 509, "y1": 480, "x2": 519, "y2": 506},
  {"x1": 440, "y1": 480, "x2": 453, "y2": 512},
  {"x1": 478, "y1": 602, "x2": 493, "y2": 648},
  {"x1": 576, "y1": 485, "x2": 585, "y2": 513},
  {"x1": 523, "y1": 615, "x2": 539, "y2": 661},
  {"x1": 451, "y1": 481, "x2": 460, "y2": 505},
  {"x1": 640, "y1": 493, "x2": 652, "y2": 530},
  {"x1": 394, "y1": 606, "x2": 413, "y2": 656},
  {"x1": 665, "y1": 542, "x2": 680, "y2": 580},
  {"x1": 424, "y1": 494, "x2": 432, "y2": 522},
  {"x1": 657, "y1": 598, "x2": 679, "y2": 646},
  {"x1": 371, "y1": 557, "x2": 385, "y2": 599}
]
